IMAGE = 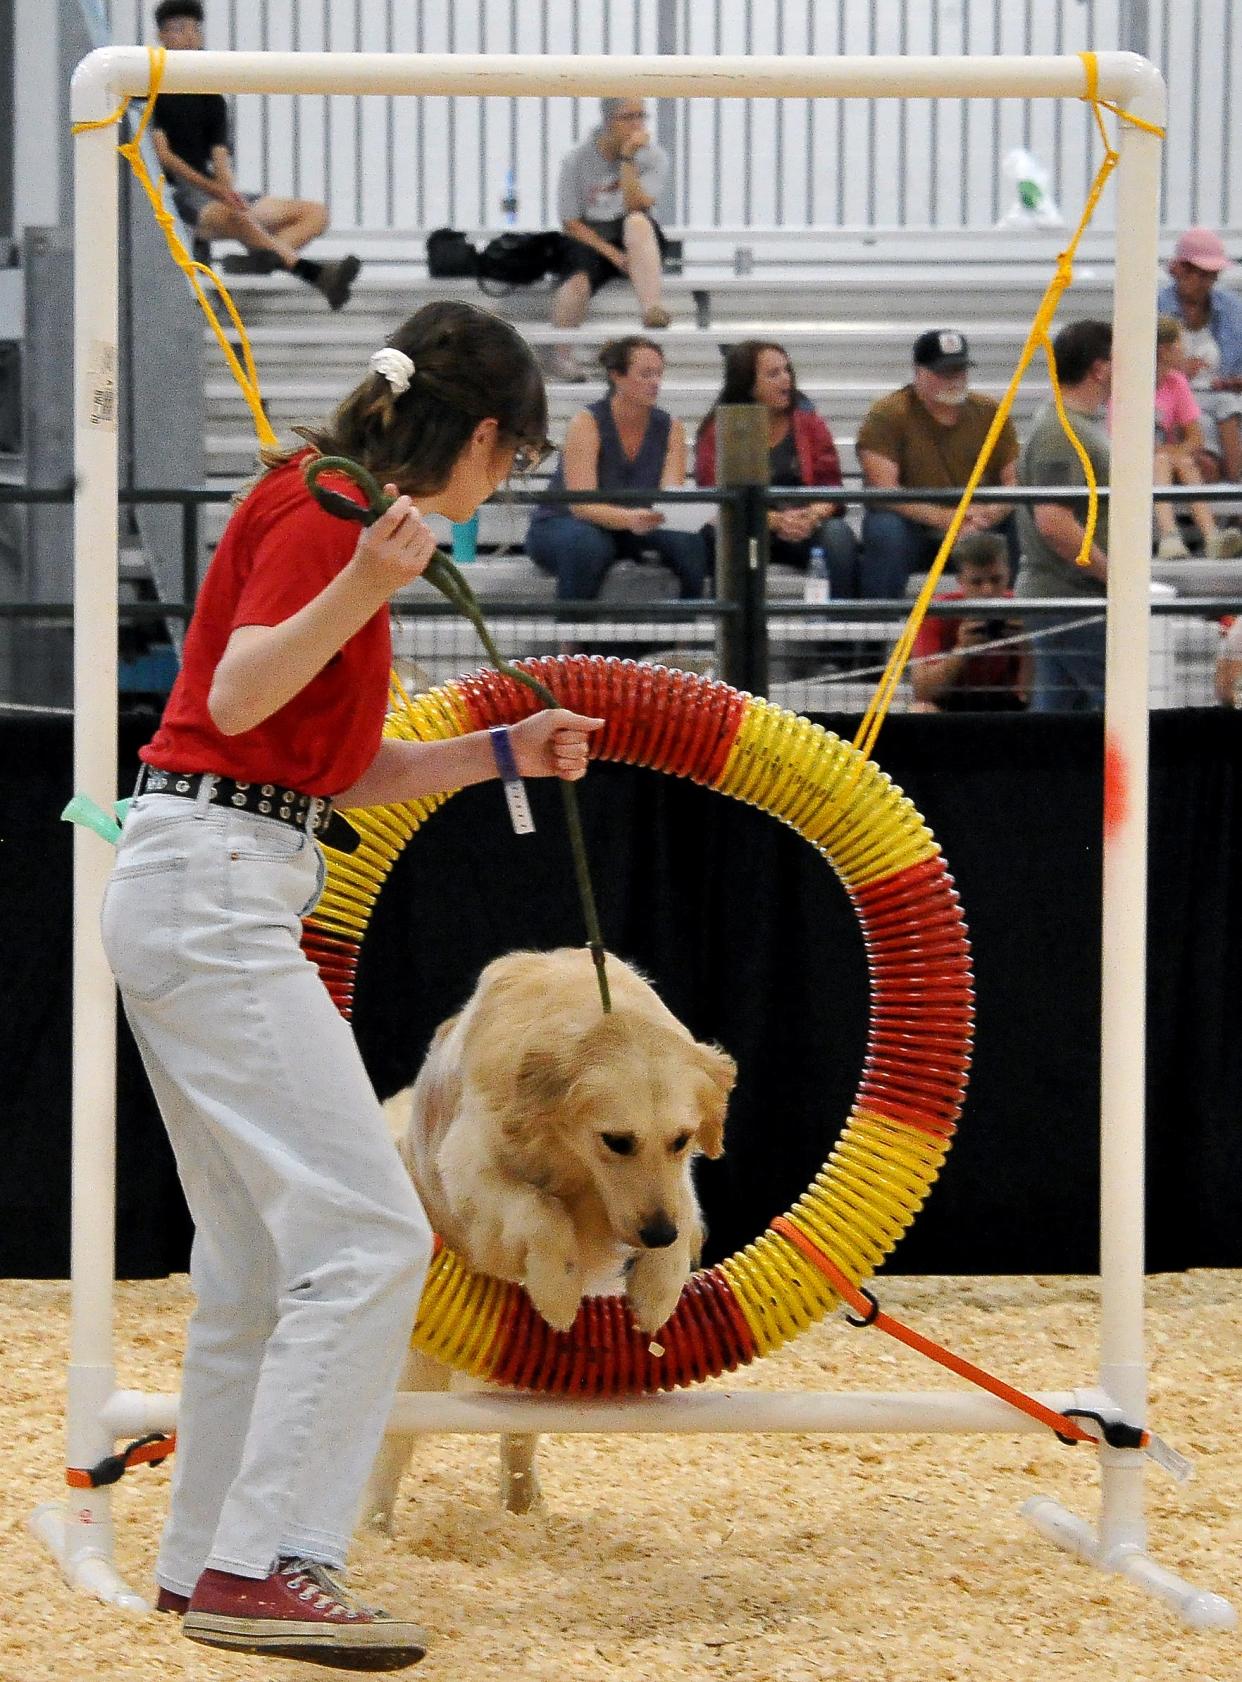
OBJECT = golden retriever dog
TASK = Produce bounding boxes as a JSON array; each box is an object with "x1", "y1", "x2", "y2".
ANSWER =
[{"x1": 363, "y1": 947, "x2": 735, "y2": 1522}]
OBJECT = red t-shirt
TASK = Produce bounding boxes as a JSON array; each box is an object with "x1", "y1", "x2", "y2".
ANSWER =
[
  {"x1": 142, "y1": 453, "x2": 391, "y2": 796},
  {"x1": 911, "y1": 588, "x2": 1022, "y2": 704}
]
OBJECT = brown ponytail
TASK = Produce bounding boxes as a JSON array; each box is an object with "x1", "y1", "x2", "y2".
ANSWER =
[{"x1": 259, "y1": 300, "x2": 547, "y2": 497}]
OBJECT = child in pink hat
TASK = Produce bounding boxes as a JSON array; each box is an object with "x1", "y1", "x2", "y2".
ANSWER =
[{"x1": 1158, "y1": 228, "x2": 1242, "y2": 491}]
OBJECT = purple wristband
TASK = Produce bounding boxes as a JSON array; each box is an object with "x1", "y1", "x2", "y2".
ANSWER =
[
  {"x1": 488, "y1": 725, "x2": 534, "y2": 836},
  {"x1": 488, "y1": 725, "x2": 520, "y2": 782}
]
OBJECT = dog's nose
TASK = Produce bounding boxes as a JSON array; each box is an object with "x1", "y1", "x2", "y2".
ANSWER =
[{"x1": 638, "y1": 1213, "x2": 678, "y2": 1249}]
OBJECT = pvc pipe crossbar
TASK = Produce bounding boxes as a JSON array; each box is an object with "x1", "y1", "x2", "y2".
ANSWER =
[
  {"x1": 99, "y1": 1387, "x2": 1085, "y2": 1439},
  {"x1": 72, "y1": 49, "x2": 1157, "y2": 107}
]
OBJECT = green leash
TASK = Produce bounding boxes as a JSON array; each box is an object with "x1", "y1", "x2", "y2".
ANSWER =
[{"x1": 304, "y1": 454, "x2": 611, "y2": 1014}]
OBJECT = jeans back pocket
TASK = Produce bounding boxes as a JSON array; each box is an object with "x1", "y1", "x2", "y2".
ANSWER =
[{"x1": 101, "y1": 857, "x2": 189, "y2": 1003}]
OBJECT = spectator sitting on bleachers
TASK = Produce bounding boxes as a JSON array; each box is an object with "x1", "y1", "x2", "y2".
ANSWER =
[
  {"x1": 693, "y1": 340, "x2": 859, "y2": 595},
  {"x1": 856, "y1": 329, "x2": 1019, "y2": 597},
  {"x1": 910, "y1": 533, "x2": 1031, "y2": 713},
  {"x1": 1157, "y1": 227, "x2": 1242, "y2": 489},
  {"x1": 1147, "y1": 315, "x2": 1242, "y2": 560},
  {"x1": 548, "y1": 99, "x2": 672, "y2": 383},
  {"x1": 525, "y1": 336, "x2": 706, "y2": 601},
  {"x1": 151, "y1": 0, "x2": 361, "y2": 310},
  {"x1": 1015, "y1": 319, "x2": 1113, "y2": 713}
]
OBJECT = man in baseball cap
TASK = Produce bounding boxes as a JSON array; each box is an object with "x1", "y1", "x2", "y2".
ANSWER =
[
  {"x1": 1158, "y1": 227, "x2": 1242, "y2": 488},
  {"x1": 855, "y1": 327, "x2": 1019, "y2": 597},
  {"x1": 912, "y1": 328, "x2": 973, "y2": 373}
]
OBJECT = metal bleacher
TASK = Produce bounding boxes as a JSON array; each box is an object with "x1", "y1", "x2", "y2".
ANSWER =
[
  {"x1": 194, "y1": 230, "x2": 1242, "y2": 709},
  {"x1": 202, "y1": 228, "x2": 1128, "y2": 495}
]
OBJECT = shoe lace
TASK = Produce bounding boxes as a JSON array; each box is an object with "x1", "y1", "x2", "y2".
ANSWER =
[{"x1": 278, "y1": 1558, "x2": 368, "y2": 1619}]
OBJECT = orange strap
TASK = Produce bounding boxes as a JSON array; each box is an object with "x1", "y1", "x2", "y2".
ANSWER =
[
  {"x1": 66, "y1": 1431, "x2": 177, "y2": 1489},
  {"x1": 770, "y1": 1217, "x2": 1148, "y2": 1450}
]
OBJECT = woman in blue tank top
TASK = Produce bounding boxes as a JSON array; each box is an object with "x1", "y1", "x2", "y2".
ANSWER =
[{"x1": 527, "y1": 336, "x2": 707, "y2": 600}]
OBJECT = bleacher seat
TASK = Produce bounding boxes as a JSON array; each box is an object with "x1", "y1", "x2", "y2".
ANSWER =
[{"x1": 201, "y1": 242, "x2": 1133, "y2": 495}]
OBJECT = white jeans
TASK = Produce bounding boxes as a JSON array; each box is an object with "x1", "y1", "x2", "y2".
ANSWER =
[{"x1": 101, "y1": 791, "x2": 433, "y2": 1594}]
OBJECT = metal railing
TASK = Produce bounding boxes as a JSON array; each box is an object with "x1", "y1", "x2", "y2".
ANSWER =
[
  {"x1": 2, "y1": 477, "x2": 1240, "y2": 714},
  {"x1": 101, "y1": 0, "x2": 1242, "y2": 233}
]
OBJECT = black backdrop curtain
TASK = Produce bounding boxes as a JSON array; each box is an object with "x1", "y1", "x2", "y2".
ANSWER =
[{"x1": 2, "y1": 707, "x2": 1240, "y2": 1280}]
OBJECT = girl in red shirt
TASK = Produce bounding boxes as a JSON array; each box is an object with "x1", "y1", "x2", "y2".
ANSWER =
[{"x1": 102, "y1": 301, "x2": 600, "y2": 1669}]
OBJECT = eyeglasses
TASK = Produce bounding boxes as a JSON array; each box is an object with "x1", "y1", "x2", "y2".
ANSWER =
[
  {"x1": 615, "y1": 109, "x2": 647, "y2": 121},
  {"x1": 511, "y1": 437, "x2": 557, "y2": 476}
]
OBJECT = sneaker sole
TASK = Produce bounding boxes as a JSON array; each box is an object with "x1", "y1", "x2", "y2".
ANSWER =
[
  {"x1": 323, "y1": 254, "x2": 363, "y2": 309},
  {"x1": 183, "y1": 1611, "x2": 425, "y2": 1671}
]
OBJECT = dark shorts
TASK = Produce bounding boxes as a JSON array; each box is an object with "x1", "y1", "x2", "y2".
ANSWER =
[
  {"x1": 558, "y1": 214, "x2": 668, "y2": 295},
  {"x1": 171, "y1": 183, "x2": 261, "y2": 230}
]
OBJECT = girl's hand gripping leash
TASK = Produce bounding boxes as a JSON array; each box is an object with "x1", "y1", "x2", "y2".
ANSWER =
[{"x1": 304, "y1": 454, "x2": 611, "y2": 1013}]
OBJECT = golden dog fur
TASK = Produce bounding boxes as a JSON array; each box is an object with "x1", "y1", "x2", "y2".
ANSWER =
[
  {"x1": 363, "y1": 947, "x2": 735, "y2": 1523},
  {"x1": 399, "y1": 947, "x2": 735, "y2": 1334}
]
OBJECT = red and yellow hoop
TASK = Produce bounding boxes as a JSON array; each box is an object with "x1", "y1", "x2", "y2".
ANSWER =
[{"x1": 301, "y1": 656, "x2": 973, "y2": 1397}]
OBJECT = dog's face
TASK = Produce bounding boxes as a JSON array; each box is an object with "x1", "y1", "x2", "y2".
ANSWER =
[{"x1": 513, "y1": 1011, "x2": 735, "y2": 1251}]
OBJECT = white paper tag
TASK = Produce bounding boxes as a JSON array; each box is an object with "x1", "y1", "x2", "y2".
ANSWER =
[
  {"x1": 86, "y1": 339, "x2": 118, "y2": 431},
  {"x1": 502, "y1": 778, "x2": 535, "y2": 836}
]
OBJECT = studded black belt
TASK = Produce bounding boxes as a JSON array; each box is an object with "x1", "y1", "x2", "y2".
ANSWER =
[{"x1": 134, "y1": 765, "x2": 333, "y2": 835}]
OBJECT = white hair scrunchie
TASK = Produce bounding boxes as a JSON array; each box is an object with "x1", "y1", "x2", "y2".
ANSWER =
[{"x1": 369, "y1": 347, "x2": 415, "y2": 396}]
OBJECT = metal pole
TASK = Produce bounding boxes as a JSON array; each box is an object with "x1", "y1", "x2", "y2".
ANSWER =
[
  {"x1": 653, "y1": 0, "x2": 678, "y2": 225},
  {"x1": 1120, "y1": 0, "x2": 1151, "y2": 59},
  {"x1": 181, "y1": 495, "x2": 199, "y2": 607},
  {"x1": 0, "y1": 0, "x2": 14, "y2": 244},
  {"x1": 715, "y1": 403, "x2": 769, "y2": 694}
]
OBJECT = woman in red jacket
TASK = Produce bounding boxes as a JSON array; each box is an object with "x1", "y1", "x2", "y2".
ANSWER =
[{"x1": 695, "y1": 339, "x2": 859, "y2": 594}]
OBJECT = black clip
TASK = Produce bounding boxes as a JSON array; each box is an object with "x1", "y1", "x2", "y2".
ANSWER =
[
  {"x1": 1055, "y1": 1408, "x2": 1146, "y2": 1450},
  {"x1": 844, "y1": 1286, "x2": 881, "y2": 1328},
  {"x1": 83, "y1": 1432, "x2": 175, "y2": 1488}
]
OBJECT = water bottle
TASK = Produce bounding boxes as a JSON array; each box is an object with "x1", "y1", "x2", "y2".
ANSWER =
[
  {"x1": 804, "y1": 544, "x2": 831, "y2": 605},
  {"x1": 501, "y1": 167, "x2": 518, "y2": 227},
  {"x1": 451, "y1": 512, "x2": 479, "y2": 563}
]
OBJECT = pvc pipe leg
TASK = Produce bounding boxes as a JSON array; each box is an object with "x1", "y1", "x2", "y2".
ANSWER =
[
  {"x1": 27, "y1": 1502, "x2": 151, "y2": 1613},
  {"x1": 499, "y1": 1433, "x2": 542, "y2": 1515},
  {"x1": 1021, "y1": 1497, "x2": 1237, "y2": 1632}
]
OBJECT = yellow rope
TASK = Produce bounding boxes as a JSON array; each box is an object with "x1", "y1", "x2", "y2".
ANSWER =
[
  {"x1": 72, "y1": 46, "x2": 277, "y2": 451},
  {"x1": 850, "y1": 51, "x2": 1165, "y2": 767}
]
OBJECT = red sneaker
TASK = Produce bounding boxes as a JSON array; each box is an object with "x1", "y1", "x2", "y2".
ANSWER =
[
  {"x1": 155, "y1": 1587, "x2": 190, "y2": 1615},
  {"x1": 182, "y1": 1557, "x2": 426, "y2": 1671}
]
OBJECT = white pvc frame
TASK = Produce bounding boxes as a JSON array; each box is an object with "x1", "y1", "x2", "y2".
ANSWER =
[{"x1": 34, "y1": 46, "x2": 1236, "y2": 1633}]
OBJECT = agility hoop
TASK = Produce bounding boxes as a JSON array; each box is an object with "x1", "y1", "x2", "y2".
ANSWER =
[{"x1": 302, "y1": 656, "x2": 973, "y2": 1397}]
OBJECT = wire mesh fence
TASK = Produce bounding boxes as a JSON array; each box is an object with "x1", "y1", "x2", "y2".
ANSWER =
[{"x1": 1, "y1": 481, "x2": 1239, "y2": 716}]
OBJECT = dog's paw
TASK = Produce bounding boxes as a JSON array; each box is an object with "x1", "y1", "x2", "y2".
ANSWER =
[
  {"x1": 626, "y1": 1258, "x2": 688, "y2": 1336},
  {"x1": 525, "y1": 1255, "x2": 586, "y2": 1333}
]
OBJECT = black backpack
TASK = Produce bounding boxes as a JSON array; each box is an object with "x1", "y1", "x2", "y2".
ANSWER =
[
  {"x1": 476, "y1": 231, "x2": 567, "y2": 295},
  {"x1": 425, "y1": 227, "x2": 479, "y2": 278}
]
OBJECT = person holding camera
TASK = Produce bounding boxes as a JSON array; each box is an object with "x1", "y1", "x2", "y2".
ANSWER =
[{"x1": 911, "y1": 532, "x2": 1031, "y2": 712}]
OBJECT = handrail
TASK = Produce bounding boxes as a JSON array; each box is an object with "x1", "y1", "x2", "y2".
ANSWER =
[
  {"x1": 6, "y1": 481, "x2": 1242, "y2": 507},
  {"x1": 5, "y1": 482, "x2": 1239, "y2": 673}
]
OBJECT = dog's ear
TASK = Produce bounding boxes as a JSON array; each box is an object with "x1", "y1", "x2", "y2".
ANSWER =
[{"x1": 693, "y1": 1043, "x2": 736, "y2": 1159}]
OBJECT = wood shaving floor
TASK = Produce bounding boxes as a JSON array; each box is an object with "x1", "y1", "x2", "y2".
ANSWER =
[{"x1": 5, "y1": 1272, "x2": 1240, "y2": 1682}]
